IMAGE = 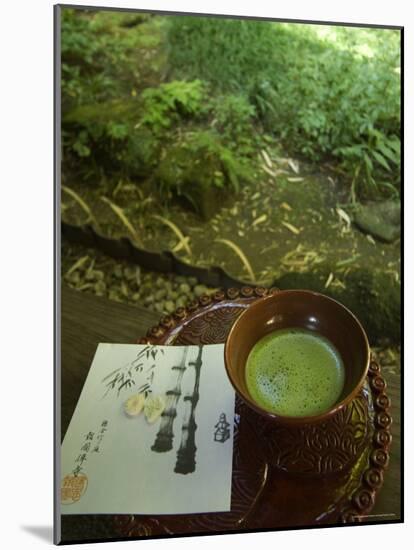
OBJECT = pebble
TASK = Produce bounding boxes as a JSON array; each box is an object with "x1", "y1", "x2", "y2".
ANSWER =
[
  {"x1": 67, "y1": 272, "x2": 80, "y2": 284},
  {"x1": 176, "y1": 296, "x2": 187, "y2": 308},
  {"x1": 164, "y1": 301, "x2": 175, "y2": 314},
  {"x1": 179, "y1": 283, "x2": 191, "y2": 294},
  {"x1": 109, "y1": 290, "x2": 121, "y2": 302},
  {"x1": 95, "y1": 280, "x2": 106, "y2": 294},
  {"x1": 124, "y1": 267, "x2": 136, "y2": 281},
  {"x1": 155, "y1": 277, "x2": 165, "y2": 288},
  {"x1": 140, "y1": 282, "x2": 152, "y2": 293},
  {"x1": 113, "y1": 265, "x2": 123, "y2": 279},
  {"x1": 144, "y1": 295, "x2": 155, "y2": 305},
  {"x1": 194, "y1": 284, "x2": 208, "y2": 297},
  {"x1": 85, "y1": 270, "x2": 96, "y2": 281},
  {"x1": 154, "y1": 288, "x2": 167, "y2": 300},
  {"x1": 62, "y1": 244, "x2": 216, "y2": 316}
]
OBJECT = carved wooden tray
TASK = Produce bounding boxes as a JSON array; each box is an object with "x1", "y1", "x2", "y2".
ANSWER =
[{"x1": 63, "y1": 287, "x2": 392, "y2": 541}]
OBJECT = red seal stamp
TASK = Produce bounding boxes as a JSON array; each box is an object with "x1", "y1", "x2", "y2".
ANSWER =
[{"x1": 61, "y1": 474, "x2": 88, "y2": 505}]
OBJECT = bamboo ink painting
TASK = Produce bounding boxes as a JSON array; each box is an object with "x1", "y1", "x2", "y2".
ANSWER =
[
  {"x1": 61, "y1": 343, "x2": 235, "y2": 515},
  {"x1": 151, "y1": 346, "x2": 204, "y2": 475}
]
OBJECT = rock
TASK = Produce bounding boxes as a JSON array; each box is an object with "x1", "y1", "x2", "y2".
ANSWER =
[
  {"x1": 154, "y1": 132, "x2": 246, "y2": 220},
  {"x1": 155, "y1": 277, "x2": 165, "y2": 289},
  {"x1": 179, "y1": 283, "x2": 191, "y2": 294},
  {"x1": 176, "y1": 296, "x2": 187, "y2": 308},
  {"x1": 169, "y1": 290, "x2": 178, "y2": 301},
  {"x1": 108, "y1": 289, "x2": 121, "y2": 302},
  {"x1": 113, "y1": 265, "x2": 123, "y2": 279},
  {"x1": 140, "y1": 282, "x2": 152, "y2": 294},
  {"x1": 120, "y1": 282, "x2": 129, "y2": 297},
  {"x1": 143, "y1": 295, "x2": 154, "y2": 306},
  {"x1": 194, "y1": 284, "x2": 208, "y2": 297},
  {"x1": 164, "y1": 301, "x2": 175, "y2": 314},
  {"x1": 124, "y1": 267, "x2": 136, "y2": 281},
  {"x1": 94, "y1": 280, "x2": 106, "y2": 294},
  {"x1": 353, "y1": 200, "x2": 400, "y2": 243},
  {"x1": 154, "y1": 288, "x2": 167, "y2": 301},
  {"x1": 66, "y1": 271, "x2": 80, "y2": 284},
  {"x1": 85, "y1": 270, "x2": 97, "y2": 281}
]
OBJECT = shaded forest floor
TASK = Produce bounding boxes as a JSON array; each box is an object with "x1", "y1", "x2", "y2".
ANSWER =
[{"x1": 62, "y1": 156, "x2": 400, "y2": 288}]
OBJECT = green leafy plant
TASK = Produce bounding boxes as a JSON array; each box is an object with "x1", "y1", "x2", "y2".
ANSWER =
[
  {"x1": 141, "y1": 80, "x2": 205, "y2": 132},
  {"x1": 167, "y1": 17, "x2": 401, "y2": 199},
  {"x1": 209, "y1": 93, "x2": 257, "y2": 154},
  {"x1": 61, "y1": 9, "x2": 401, "y2": 205},
  {"x1": 336, "y1": 130, "x2": 400, "y2": 201}
]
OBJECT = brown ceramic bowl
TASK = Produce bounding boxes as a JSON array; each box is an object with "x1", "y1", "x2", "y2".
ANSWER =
[{"x1": 224, "y1": 290, "x2": 370, "y2": 425}]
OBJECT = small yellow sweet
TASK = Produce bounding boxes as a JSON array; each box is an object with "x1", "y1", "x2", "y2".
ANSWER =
[
  {"x1": 144, "y1": 395, "x2": 166, "y2": 424},
  {"x1": 124, "y1": 393, "x2": 146, "y2": 417}
]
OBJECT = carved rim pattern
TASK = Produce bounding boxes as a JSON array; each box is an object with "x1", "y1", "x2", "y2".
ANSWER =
[
  {"x1": 338, "y1": 357, "x2": 392, "y2": 523},
  {"x1": 136, "y1": 287, "x2": 393, "y2": 527},
  {"x1": 137, "y1": 286, "x2": 275, "y2": 343}
]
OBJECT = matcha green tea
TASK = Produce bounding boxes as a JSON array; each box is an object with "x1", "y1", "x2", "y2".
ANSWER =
[{"x1": 245, "y1": 328, "x2": 345, "y2": 417}]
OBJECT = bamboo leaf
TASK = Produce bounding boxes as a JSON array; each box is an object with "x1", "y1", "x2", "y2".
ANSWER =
[
  {"x1": 65, "y1": 255, "x2": 90, "y2": 278},
  {"x1": 152, "y1": 215, "x2": 192, "y2": 256},
  {"x1": 281, "y1": 221, "x2": 301, "y2": 235},
  {"x1": 172, "y1": 236, "x2": 191, "y2": 253},
  {"x1": 287, "y1": 159, "x2": 300, "y2": 174},
  {"x1": 100, "y1": 196, "x2": 142, "y2": 246},
  {"x1": 325, "y1": 272, "x2": 334, "y2": 289},
  {"x1": 261, "y1": 149, "x2": 273, "y2": 168},
  {"x1": 62, "y1": 186, "x2": 101, "y2": 229},
  {"x1": 251, "y1": 214, "x2": 267, "y2": 227},
  {"x1": 215, "y1": 238, "x2": 255, "y2": 282},
  {"x1": 336, "y1": 254, "x2": 361, "y2": 267},
  {"x1": 262, "y1": 165, "x2": 277, "y2": 178},
  {"x1": 336, "y1": 207, "x2": 351, "y2": 227}
]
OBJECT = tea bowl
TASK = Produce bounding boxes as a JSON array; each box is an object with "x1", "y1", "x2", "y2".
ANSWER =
[{"x1": 224, "y1": 289, "x2": 370, "y2": 427}]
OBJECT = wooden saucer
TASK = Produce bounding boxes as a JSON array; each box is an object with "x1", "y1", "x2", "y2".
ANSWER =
[{"x1": 110, "y1": 287, "x2": 392, "y2": 536}]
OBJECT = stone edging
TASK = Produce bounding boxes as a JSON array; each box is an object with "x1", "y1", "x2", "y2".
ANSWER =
[{"x1": 62, "y1": 220, "x2": 253, "y2": 289}]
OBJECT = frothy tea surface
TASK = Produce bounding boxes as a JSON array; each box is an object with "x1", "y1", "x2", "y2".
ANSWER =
[{"x1": 245, "y1": 328, "x2": 345, "y2": 417}]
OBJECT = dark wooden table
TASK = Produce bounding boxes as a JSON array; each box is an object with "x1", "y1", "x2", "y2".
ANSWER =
[
  {"x1": 60, "y1": 285, "x2": 401, "y2": 541},
  {"x1": 61, "y1": 285, "x2": 160, "y2": 438}
]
